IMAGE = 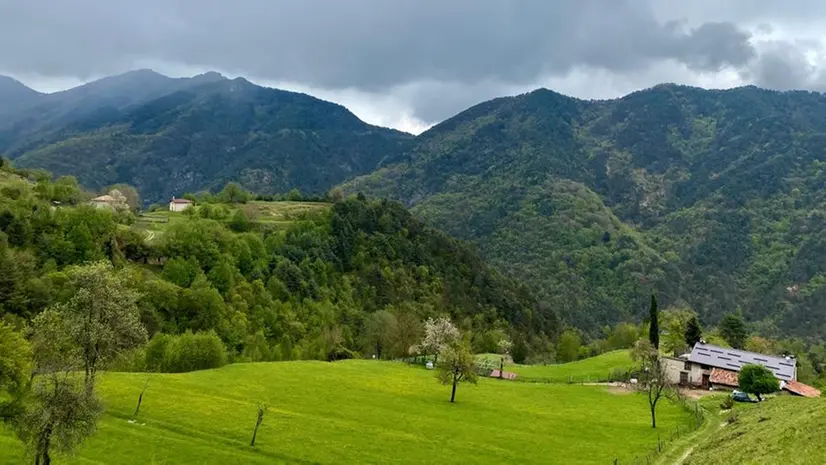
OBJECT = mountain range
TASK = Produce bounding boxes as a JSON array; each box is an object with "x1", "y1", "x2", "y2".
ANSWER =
[
  {"x1": 0, "y1": 70, "x2": 410, "y2": 204},
  {"x1": 3, "y1": 71, "x2": 826, "y2": 339}
]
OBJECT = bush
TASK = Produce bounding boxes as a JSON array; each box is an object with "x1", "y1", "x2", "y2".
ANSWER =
[
  {"x1": 164, "y1": 331, "x2": 228, "y2": 373},
  {"x1": 144, "y1": 331, "x2": 228, "y2": 373},
  {"x1": 108, "y1": 347, "x2": 148, "y2": 372},
  {"x1": 145, "y1": 333, "x2": 173, "y2": 371}
]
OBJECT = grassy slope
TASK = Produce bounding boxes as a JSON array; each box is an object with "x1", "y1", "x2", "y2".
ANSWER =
[
  {"x1": 0, "y1": 360, "x2": 690, "y2": 464},
  {"x1": 477, "y1": 350, "x2": 633, "y2": 382},
  {"x1": 683, "y1": 395, "x2": 826, "y2": 465}
]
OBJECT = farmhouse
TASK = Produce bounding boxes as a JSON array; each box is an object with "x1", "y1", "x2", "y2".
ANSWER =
[
  {"x1": 663, "y1": 342, "x2": 821, "y2": 398},
  {"x1": 169, "y1": 197, "x2": 193, "y2": 212},
  {"x1": 90, "y1": 194, "x2": 117, "y2": 209},
  {"x1": 89, "y1": 190, "x2": 128, "y2": 210}
]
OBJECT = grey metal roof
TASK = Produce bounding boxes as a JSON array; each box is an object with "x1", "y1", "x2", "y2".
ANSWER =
[{"x1": 688, "y1": 342, "x2": 797, "y2": 381}]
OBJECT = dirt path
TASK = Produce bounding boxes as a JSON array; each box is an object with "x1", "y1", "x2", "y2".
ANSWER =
[{"x1": 672, "y1": 445, "x2": 696, "y2": 465}]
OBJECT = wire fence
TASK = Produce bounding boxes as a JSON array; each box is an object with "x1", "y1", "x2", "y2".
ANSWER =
[{"x1": 512, "y1": 370, "x2": 636, "y2": 385}]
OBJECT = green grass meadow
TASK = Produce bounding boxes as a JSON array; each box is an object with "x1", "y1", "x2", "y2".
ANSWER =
[
  {"x1": 683, "y1": 395, "x2": 826, "y2": 465},
  {"x1": 0, "y1": 360, "x2": 691, "y2": 464},
  {"x1": 477, "y1": 350, "x2": 634, "y2": 382}
]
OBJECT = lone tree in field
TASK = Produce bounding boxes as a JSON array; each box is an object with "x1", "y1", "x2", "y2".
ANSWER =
[
  {"x1": 437, "y1": 344, "x2": 478, "y2": 403},
  {"x1": 648, "y1": 294, "x2": 660, "y2": 350},
  {"x1": 250, "y1": 402, "x2": 269, "y2": 447},
  {"x1": 421, "y1": 317, "x2": 459, "y2": 365},
  {"x1": 632, "y1": 339, "x2": 672, "y2": 428},
  {"x1": 738, "y1": 364, "x2": 779, "y2": 401},
  {"x1": 15, "y1": 372, "x2": 102, "y2": 465},
  {"x1": 31, "y1": 262, "x2": 147, "y2": 388},
  {"x1": 684, "y1": 316, "x2": 703, "y2": 348}
]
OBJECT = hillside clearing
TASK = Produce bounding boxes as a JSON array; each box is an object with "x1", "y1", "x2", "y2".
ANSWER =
[
  {"x1": 133, "y1": 201, "x2": 331, "y2": 237},
  {"x1": 0, "y1": 360, "x2": 691, "y2": 464}
]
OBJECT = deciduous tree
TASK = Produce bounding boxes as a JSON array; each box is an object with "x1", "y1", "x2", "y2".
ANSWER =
[
  {"x1": 15, "y1": 372, "x2": 102, "y2": 465},
  {"x1": 365, "y1": 310, "x2": 397, "y2": 359},
  {"x1": 632, "y1": 339, "x2": 673, "y2": 428},
  {"x1": 437, "y1": 344, "x2": 478, "y2": 403},
  {"x1": 31, "y1": 262, "x2": 147, "y2": 387},
  {"x1": 738, "y1": 364, "x2": 779, "y2": 401},
  {"x1": 421, "y1": 317, "x2": 459, "y2": 364},
  {"x1": 0, "y1": 322, "x2": 31, "y2": 396},
  {"x1": 557, "y1": 329, "x2": 581, "y2": 363}
]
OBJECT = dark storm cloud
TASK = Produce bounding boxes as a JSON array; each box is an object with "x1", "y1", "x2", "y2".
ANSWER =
[
  {"x1": 746, "y1": 41, "x2": 815, "y2": 90},
  {"x1": 0, "y1": 0, "x2": 756, "y2": 90}
]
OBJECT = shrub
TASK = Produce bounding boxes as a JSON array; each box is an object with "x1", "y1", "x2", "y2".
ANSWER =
[
  {"x1": 145, "y1": 333, "x2": 173, "y2": 372},
  {"x1": 143, "y1": 331, "x2": 228, "y2": 373},
  {"x1": 164, "y1": 331, "x2": 228, "y2": 373}
]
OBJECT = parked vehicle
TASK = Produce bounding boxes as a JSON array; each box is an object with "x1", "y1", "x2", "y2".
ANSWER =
[{"x1": 731, "y1": 390, "x2": 757, "y2": 403}]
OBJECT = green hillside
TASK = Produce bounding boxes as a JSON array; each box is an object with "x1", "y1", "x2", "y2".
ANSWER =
[
  {"x1": 2, "y1": 72, "x2": 411, "y2": 204},
  {"x1": 345, "y1": 85, "x2": 826, "y2": 339},
  {"x1": 0, "y1": 361, "x2": 693, "y2": 465},
  {"x1": 681, "y1": 396, "x2": 826, "y2": 465},
  {"x1": 9, "y1": 72, "x2": 826, "y2": 343},
  {"x1": 479, "y1": 350, "x2": 633, "y2": 382},
  {"x1": 0, "y1": 162, "x2": 556, "y2": 360}
]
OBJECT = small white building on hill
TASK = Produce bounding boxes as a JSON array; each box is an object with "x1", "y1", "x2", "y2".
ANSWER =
[{"x1": 169, "y1": 197, "x2": 193, "y2": 212}]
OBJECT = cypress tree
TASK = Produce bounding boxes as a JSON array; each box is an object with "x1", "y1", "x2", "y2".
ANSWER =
[{"x1": 648, "y1": 294, "x2": 659, "y2": 349}]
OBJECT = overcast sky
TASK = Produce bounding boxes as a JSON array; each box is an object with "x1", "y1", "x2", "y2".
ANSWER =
[{"x1": 3, "y1": 0, "x2": 826, "y2": 134}]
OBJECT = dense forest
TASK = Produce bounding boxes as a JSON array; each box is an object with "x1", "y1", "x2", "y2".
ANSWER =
[
  {"x1": 0, "y1": 161, "x2": 556, "y2": 367},
  {"x1": 4, "y1": 71, "x2": 826, "y2": 344},
  {"x1": 345, "y1": 84, "x2": 826, "y2": 340}
]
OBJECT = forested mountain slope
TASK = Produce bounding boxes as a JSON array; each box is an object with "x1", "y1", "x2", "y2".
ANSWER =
[
  {"x1": 0, "y1": 163, "x2": 555, "y2": 361},
  {"x1": 0, "y1": 71, "x2": 411, "y2": 204},
  {"x1": 345, "y1": 84, "x2": 826, "y2": 338}
]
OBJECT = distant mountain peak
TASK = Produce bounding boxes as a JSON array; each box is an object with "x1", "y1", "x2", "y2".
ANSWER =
[
  {"x1": 0, "y1": 75, "x2": 41, "y2": 94},
  {"x1": 191, "y1": 71, "x2": 228, "y2": 83},
  {"x1": 0, "y1": 74, "x2": 43, "y2": 111}
]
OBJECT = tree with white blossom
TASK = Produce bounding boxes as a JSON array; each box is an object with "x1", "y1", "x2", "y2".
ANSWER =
[{"x1": 420, "y1": 317, "x2": 460, "y2": 364}]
